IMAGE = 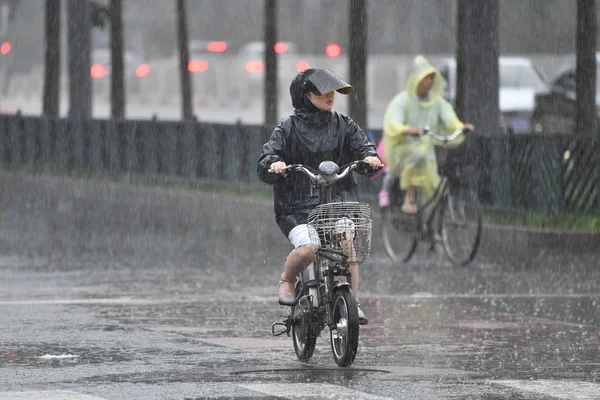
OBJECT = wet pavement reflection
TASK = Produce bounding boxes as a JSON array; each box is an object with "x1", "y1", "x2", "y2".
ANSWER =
[
  {"x1": 1, "y1": 249, "x2": 598, "y2": 399},
  {"x1": 0, "y1": 173, "x2": 598, "y2": 399}
]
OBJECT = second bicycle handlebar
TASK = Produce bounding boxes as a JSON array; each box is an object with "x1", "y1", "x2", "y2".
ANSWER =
[{"x1": 422, "y1": 126, "x2": 472, "y2": 143}]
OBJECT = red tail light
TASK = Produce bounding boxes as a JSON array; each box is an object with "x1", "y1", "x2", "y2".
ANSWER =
[
  {"x1": 1, "y1": 42, "x2": 11, "y2": 55},
  {"x1": 245, "y1": 60, "x2": 264, "y2": 74},
  {"x1": 90, "y1": 63, "x2": 107, "y2": 78},
  {"x1": 188, "y1": 60, "x2": 208, "y2": 72},
  {"x1": 274, "y1": 42, "x2": 288, "y2": 54},
  {"x1": 296, "y1": 60, "x2": 310, "y2": 72},
  {"x1": 207, "y1": 41, "x2": 227, "y2": 53},
  {"x1": 325, "y1": 43, "x2": 342, "y2": 58},
  {"x1": 135, "y1": 64, "x2": 150, "y2": 78}
]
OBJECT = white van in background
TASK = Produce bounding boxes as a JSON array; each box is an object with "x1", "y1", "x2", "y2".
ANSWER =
[{"x1": 435, "y1": 57, "x2": 549, "y2": 134}]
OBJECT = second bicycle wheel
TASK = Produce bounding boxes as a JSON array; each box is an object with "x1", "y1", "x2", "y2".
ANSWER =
[
  {"x1": 381, "y1": 206, "x2": 418, "y2": 264},
  {"x1": 440, "y1": 187, "x2": 482, "y2": 266}
]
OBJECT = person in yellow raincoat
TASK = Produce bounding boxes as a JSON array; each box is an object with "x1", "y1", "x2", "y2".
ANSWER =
[{"x1": 379, "y1": 55, "x2": 474, "y2": 215}]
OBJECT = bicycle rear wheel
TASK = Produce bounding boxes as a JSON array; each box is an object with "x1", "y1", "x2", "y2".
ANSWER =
[
  {"x1": 440, "y1": 187, "x2": 482, "y2": 266},
  {"x1": 291, "y1": 283, "x2": 319, "y2": 362},
  {"x1": 381, "y1": 205, "x2": 418, "y2": 264}
]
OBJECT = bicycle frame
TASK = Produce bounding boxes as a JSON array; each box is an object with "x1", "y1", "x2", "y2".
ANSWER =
[
  {"x1": 381, "y1": 126, "x2": 482, "y2": 266},
  {"x1": 271, "y1": 160, "x2": 376, "y2": 367},
  {"x1": 414, "y1": 127, "x2": 468, "y2": 235},
  {"x1": 274, "y1": 160, "x2": 369, "y2": 319}
]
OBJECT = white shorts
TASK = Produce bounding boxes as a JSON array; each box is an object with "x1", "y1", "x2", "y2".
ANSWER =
[{"x1": 287, "y1": 224, "x2": 320, "y2": 248}]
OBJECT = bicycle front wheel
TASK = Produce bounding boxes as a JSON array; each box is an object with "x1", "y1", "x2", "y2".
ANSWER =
[
  {"x1": 440, "y1": 187, "x2": 482, "y2": 266},
  {"x1": 330, "y1": 286, "x2": 359, "y2": 367},
  {"x1": 381, "y1": 207, "x2": 418, "y2": 264}
]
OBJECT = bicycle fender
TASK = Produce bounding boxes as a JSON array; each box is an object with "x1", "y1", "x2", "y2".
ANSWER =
[{"x1": 332, "y1": 281, "x2": 351, "y2": 291}]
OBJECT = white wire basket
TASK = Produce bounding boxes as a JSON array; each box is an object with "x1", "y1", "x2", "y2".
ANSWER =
[{"x1": 307, "y1": 202, "x2": 373, "y2": 264}]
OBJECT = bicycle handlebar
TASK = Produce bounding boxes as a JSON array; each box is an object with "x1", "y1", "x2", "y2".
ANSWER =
[
  {"x1": 422, "y1": 126, "x2": 471, "y2": 143},
  {"x1": 269, "y1": 160, "x2": 380, "y2": 187}
]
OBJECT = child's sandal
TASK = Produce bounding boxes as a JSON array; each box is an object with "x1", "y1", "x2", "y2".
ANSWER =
[{"x1": 277, "y1": 280, "x2": 296, "y2": 306}]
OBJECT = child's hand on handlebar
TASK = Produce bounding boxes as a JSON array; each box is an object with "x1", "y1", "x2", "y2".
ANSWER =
[
  {"x1": 404, "y1": 127, "x2": 422, "y2": 136},
  {"x1": 463, "y1": 123, "x2": 475, "y2": 135},
  {"x1": 363, "y1": 156, "x2": 383, "y2": 170},
  {"x1": 269, "y1": 161, "x2": 288, "y2": 175}
]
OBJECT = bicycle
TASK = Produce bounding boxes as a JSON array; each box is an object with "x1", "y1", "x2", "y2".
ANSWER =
[
  {"x1": 381, "y1": 127, "x2": 482, "y2": 266},
  {"x1": 271, "y1": 160, "x2": 378, "y2": 367}
]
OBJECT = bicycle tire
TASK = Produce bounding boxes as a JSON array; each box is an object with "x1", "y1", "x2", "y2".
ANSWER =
[
  {"x1": 291, "y1": 283, "x2": 319, "y2": 362},
  {"x1": 381, "y1": 206, "x2": 418, "y2": 264},
  {"x1": 440, "y1": 187, "x2": 482, "y2": 266},
  {"x1": 329, "y1": 286, "x2": 359, "y2": 367}
]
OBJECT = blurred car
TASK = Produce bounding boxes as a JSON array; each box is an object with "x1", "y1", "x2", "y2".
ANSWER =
[
  {"x1": 91, "y1": 48, "x2": 149, "y2": 78},
  {"x1": 176, "y1": 40, "x2": 232, "y2": 106},
  {"x1": 237, "y1": 41, "x2": 310, "y2": 107},
  {"x1": 185, "y1": 40, "x2": 230, "y2": 72},
  {"x1": 530, "y1": 53, "x2": 600, "y2": 134},
  {"x1": 437, "y1": 57, "x2": 549, "y2": 134},
  {"x1": 238, "y1": 41, "x2": 305, "y2": 77},
  {"x1": 91, "y1": 48, "x2": 149, "y2": 95}
]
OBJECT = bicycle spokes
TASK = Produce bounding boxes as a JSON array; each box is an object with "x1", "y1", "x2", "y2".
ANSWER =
[{"x1": 441, "y1": 190, "x2": 482, "y2": 266}]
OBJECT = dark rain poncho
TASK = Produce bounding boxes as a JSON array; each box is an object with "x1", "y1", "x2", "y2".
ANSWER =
[{"x1": 257, "y1": 86, "x2": 379, "y2": 236}]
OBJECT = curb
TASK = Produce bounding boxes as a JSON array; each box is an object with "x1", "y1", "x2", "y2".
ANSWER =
[
  {"x1": 480, "y1": 223, "x2": 599, "y2": 259},
  {"x1": 1, "y1": 170, "x2": 596, "y2": 261}
]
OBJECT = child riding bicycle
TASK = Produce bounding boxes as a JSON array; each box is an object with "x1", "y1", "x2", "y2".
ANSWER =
[
  {"x1": 257, "y1": 68, "x2": 381, "y2": 325},
  {"x1": 378, "y1": 55, "x2": 474, "y2": 253}
]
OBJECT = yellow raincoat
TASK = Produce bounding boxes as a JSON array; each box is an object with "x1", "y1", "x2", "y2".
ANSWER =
[{"x1": 382, "y1": 55, "x2": 466, "y2": 200}]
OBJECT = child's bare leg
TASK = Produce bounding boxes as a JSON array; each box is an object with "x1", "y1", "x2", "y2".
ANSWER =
[
  {"x1": 342, "y1": 241, "x2": 367, "y2": 324},
  {"x1": 348, "y1": 262, "x2": 359, "y2": 297},
  {"x1": 278, "y1": 245, "x2": 317, "y2": 303},
  {"x1": 402, "y1": 186, "x2": 417, "y2": 214},
  {"x1": 431, "y1": 209, "x2": 445, "y2": 255}
]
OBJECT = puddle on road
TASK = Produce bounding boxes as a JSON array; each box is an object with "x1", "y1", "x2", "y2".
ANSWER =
[{"x1": 0, "y1": 342, "x2": 133, "y2": 367}]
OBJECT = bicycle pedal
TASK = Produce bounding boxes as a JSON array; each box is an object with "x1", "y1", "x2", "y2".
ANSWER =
[{"x1": 271, "y1": 320, "x2": 291, "y2": 337}]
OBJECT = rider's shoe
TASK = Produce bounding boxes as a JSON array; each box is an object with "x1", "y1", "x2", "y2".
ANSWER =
[
  {"x1": 357, "y1": 304, "x2": 368, "y2": 325},
  {"x1": 378, "y1": 189, "x2": 390, "y2": 208},
  {"x1": 431, "y1": 235, "x2": 445, "y2": 256},
  {"x1": 401, "y1": 201, "x2": 418, "y2": 215},
  {"x1": 277, "y1": 280, "x2": 296, "y2": 306}
]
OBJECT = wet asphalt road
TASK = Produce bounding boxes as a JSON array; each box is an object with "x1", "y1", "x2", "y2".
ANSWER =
[{"x1": 0, "y1": 172, "x2": 599, "y2": 399}]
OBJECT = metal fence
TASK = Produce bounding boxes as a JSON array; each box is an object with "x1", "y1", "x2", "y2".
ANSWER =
[{"x1": 0, "y1": 113, "x2": 598, "y2": 214}]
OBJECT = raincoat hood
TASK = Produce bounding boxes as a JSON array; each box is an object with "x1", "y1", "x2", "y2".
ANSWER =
[{"x1": 406, "y1": 55, "x2": 446, "y2": 108}]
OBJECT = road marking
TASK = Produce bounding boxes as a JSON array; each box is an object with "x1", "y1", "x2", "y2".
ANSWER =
[
  {"x1": 1, "y1": 391, "x2": 105, "y2": 400},
  {"x1": 491, "y1": 380, "x2": 600, "y2": 399},
  {"x1": 239, "y1": 383, "x2": 393, "y2": 399}
]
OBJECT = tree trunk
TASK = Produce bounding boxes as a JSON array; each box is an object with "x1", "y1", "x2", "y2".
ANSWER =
[
  {"x1": 110, "y1": 0, "x2": 125, "y2": 119},
  {"x1": 264, "y1": 0, "x2": 277, "y2": 127},
  {"x1": 67, "y1": 0, "x2": 92, "y2": 119},
  {"x1": 176, "y1": 0, "x2": 193, "y2": 120},
  {"x1": 43, "y1": 0, "x2": 60, "y2": 117},
  {"x1": 576, "y1": 0, "x2": 597, "y2": 134},
  {"x1": 348, "y1": 0, "x2": 367, "y2": 130},
  {"x1": 456, "y1": 0, "x2": 504, "y2": 206},
  {"x1": 456, "y1": 0, "x2": 500, "y2": 135}
]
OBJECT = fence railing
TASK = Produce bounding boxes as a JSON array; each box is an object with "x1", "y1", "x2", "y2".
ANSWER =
[{"x1": 0, "y1": 113, "x2": 598, "y2": 214}]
